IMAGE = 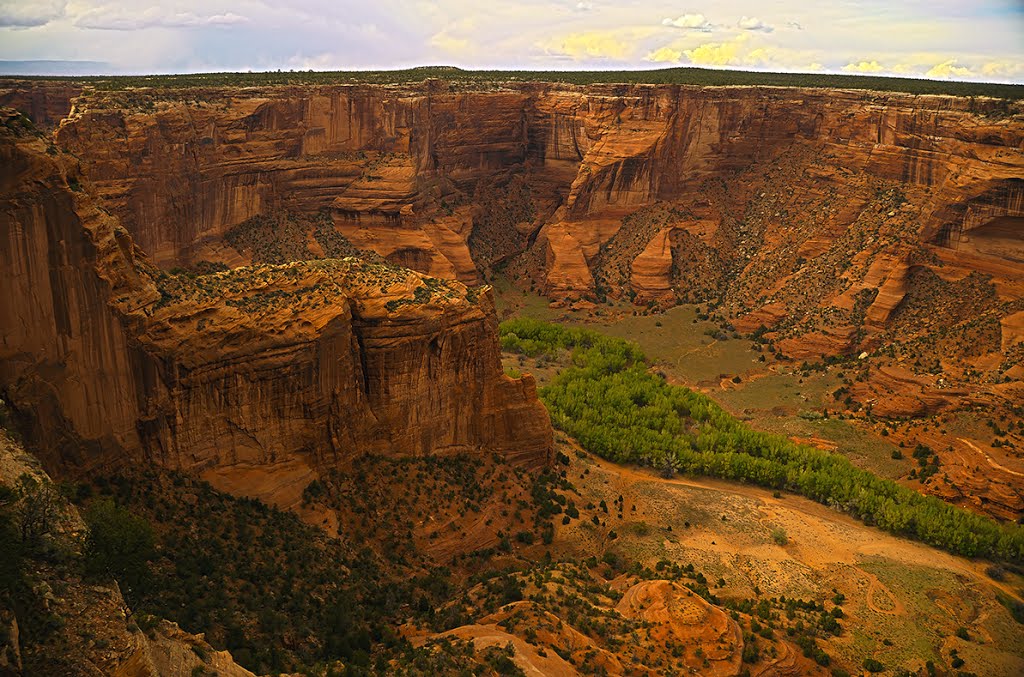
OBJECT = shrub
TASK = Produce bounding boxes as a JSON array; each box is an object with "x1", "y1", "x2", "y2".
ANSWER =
[
  {"x1": 863, "y1": 658, "x2": 884, "y2": 672},
  {"x1": 14, "y1": 475, "x2": 61, "y2": 547}
]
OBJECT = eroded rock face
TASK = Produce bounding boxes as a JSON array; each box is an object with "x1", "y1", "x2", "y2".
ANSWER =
[
  {"x1": 9, "y1": 81, "x2": 1024, "y2": 416},
  {"x1": 50, "y1": 83, "x2": 1022, "y2": 323},
  {"x1": 51, "y1": 86, "x2": 533, "y2": 283},
  {"x1": 0, "y1": 111, "x2": 551, "y2": 474}
]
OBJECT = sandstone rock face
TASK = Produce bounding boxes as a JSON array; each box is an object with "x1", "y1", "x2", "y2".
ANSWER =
[
  {"x1": 50, "y1": 82, "x2": 1022, "y2": 311},
  {"x1": 53, "y1": 86, "x2": 532, "y2": 283},
  {"x1": 10, "y1": 81, "x2": 1024, "y2": 415},
  {"x1": 0, "y1": 81, "x2": 81, "y2": 128},
  {"x1": 631, "y1": 227, "x2": 677, "y2": 304},
  {"x1": 0, "y1": 112, "x2": 551, "y2": 474}
]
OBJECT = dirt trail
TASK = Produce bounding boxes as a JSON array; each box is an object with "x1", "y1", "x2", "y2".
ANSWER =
[
  {"x1": 865, "y1": 572, "x2": 905, "y2": 615},
  {"x1": 673, "y1": 339, "x2": 719, "y2": 370},
  {"x1": 959, "y1": 438, "x2": 1024, "y2": 478}
]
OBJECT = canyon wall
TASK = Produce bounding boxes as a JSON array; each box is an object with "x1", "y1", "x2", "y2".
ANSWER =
[
  {"x1": 49, "y1": 84, "x2": 1023, "y2": 276},
  {"x1": 0, "y1": 110, "x2": 551, "y2": 474},
  {"x1": 6, "y1": 80, "x2": 1024, "y2": 417}
]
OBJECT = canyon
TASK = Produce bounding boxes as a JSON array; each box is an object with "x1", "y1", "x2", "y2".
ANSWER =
[
  {"x1": 1, "y1": 75, "x2": 1023, "y2": 676},
  {"x1": 1, "y1": 75, "x2": 1022, "y2": 528},
  {"x1": 4, "y1": 79, "x2": 1015, "y2": 419}
]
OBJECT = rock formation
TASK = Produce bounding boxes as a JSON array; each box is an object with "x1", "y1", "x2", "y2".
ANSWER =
[
  {"x1": 0, "y1": 109, "x2": 552, "y2": 475},
  {"x1": 44, "y1": 85, "x2": 1022, "y2": 372},
  {"x1": 4, "y1": 78, "x2": 1023, "y2": 423}
]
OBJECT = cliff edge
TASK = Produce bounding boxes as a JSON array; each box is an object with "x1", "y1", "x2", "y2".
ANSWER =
[{"x1": 0, "y1": 108, "x2": 552, "y2": 474}]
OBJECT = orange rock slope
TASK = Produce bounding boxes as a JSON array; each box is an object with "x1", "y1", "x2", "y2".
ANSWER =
[{"x1": 0, "y1": 110, "x2": 552, "y2": 474}]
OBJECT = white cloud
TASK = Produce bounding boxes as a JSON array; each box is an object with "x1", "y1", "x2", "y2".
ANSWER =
[
  {"x1": 540, "y1": 30, "x2": 632, "y2": 60},
  {"x1": 743, "y1": 46, "x2": 819, "y2": 71},
  {"x1": 925, "y1": 58, "x2": 972, "y2": 79},
  {"x1": 0, "y1": 1, "x2": 1020, "y2": 84},
  {"x1": 649, "y1": 33, "x2": 826, "y2": 72},
  {"x1": 683, "y1": 33, "x2": 751, "y2": 66},
  {"x1": 661, "y1": 13, "x2": 710, "y2": 31},
  {"x1": 75, "y1": 7, "x2": 248, "y2": 31},
  {"x1": 646, "y1": 46, "x2": 682, "y2": 63},
  {"x1": 842, "y1": 60, "x2": 886, "y2": 73},
  {"x1": 981, "y1": 60, "x2": 1024, "y2": 80},
  {"x1": 738, "y1": 16, "x2": 772, "y2": 32},
  {"x1": 0, "y1": 0, "x2": 66, "y2": 28}
]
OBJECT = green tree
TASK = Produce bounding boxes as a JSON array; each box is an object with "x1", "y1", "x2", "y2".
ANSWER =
[
  {"x1": 499, "y1": 318, "x2": 1024, "y2": 563},
  {"x1": 14, "y1": 474, "x2": 60, "y2": 547},
  {"x1": 84, "y1": 498, "x2": 155, "y2": 592}
]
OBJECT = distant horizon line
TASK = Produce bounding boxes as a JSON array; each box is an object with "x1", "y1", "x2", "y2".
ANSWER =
[{"x1": 2, "y1": 61, "x2": 1022, "y2": 88}]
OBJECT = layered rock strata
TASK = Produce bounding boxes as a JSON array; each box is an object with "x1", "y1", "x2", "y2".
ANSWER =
[
  {"x1": 7, "y1": 80, "x2": 1024, "y2": 415},
  {"x1": 46, "y1": 84, "x2": 1022, "y2": 350},
  {"x1": 0, "y1": 111, "x2": 551, "y2": 474}
]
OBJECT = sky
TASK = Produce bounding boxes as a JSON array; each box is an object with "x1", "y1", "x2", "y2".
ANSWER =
[{"x1": 0, "y1": 1, "x2": 1022, "y2": 82}]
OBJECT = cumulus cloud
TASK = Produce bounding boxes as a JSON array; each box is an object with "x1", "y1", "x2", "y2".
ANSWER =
[
  {"x1": 839, "y1": 56, "x2": 1009, "y2": 81},
  {"x1": 1, "y1": 1, "x2": 1021, "y2": 84},
  {"x1": 743, "y1": 46, "x2": 818, "y2": 71},
  {"x1": 540, "y1": 30, "x2": 632, "y2": 60},
  {"x1": 981, "y1": 60, "x2": 1024, "y2": 80},
  {"x1": 75, "y1": 7, "x2": 248, "y2": 31},
  {"x1": 661, "y1": 13, "x2": 710, "y2": 31},
  {"x1": 842, "y1": 60, "x2": 886, "y2": 73},
  {"x1": 0, "y1": 0, "x2": 66, "y2": 27},
  {"x1": 648, "y1": 34, "x2": 825, "y2": 72},
  {"x1": 925, "y1": 58, "x2": 972, "y2": 79},
  {"x1": 683, "y1": 33, "x2": 751, "y2": 66},
  {"x1": 738, "y1": 16, "x2": 772, "y2": 32},
  {"x1": 646, "y1": 46, "x2": 683, "y2": 63}
]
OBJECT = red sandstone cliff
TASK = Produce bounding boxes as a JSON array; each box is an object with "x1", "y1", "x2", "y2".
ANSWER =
[
  {"x1": 8, "y1": 80, "x2": 1024, "y2": 415},
  {"x1": 0, "y1": 109, "x2": 551, "y2": 474}
]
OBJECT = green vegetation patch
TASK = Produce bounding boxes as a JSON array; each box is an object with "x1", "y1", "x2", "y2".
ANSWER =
[
  {"x1": 499, "y1": 318, "x2": 1024, "y2": 563},
  {"x1": 81, "y1": 470, "x2": 512, "y2": 674}
]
